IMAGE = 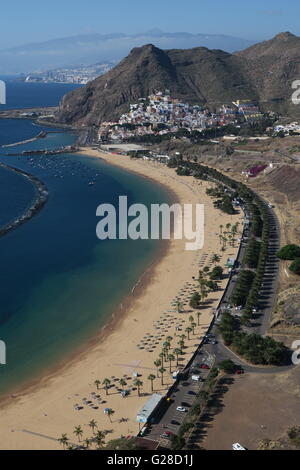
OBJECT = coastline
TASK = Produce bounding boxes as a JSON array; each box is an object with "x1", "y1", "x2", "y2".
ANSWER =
[
  {"x1": 0, "y1": 162, "x2": 48, "y2": 238},
  {"x1": 0, "y1": 150, "x2": 243, "y2": 450}
]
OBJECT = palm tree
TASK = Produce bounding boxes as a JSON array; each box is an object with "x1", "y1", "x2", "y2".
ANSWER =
[
  {"x1": 173, "y1": 348, "x2": 182, "y2": 367},
  {"x1": 159, "y1": 352, "x2": 164, "y2": 367},
  {"x1": 58, "y1": 433, "x2": 69, "y2": 450},
  {"x1": 89, "y1": 420, "x2": 97, "y2": 435},
  {"x1": 134, "y1": 379, "x2": 143, "y2": 397},
  {"x1": 94, "y1": 379, "x2": 101, "y2": 390},
  {"x1": 212, "y1": 254, "x2": 221, "y2": 265},
  {"x1": 154, "y1": 359, "x2": 162, "y2": 378},
  {"x1": 119, "y1": 378, "x2": 127, "y2": 390},
  {"x1": 176, "y1": 300, "x2": 184, "y2": 313},
  {"x1": 102, "y1": 378, "x2": 111, "y2": 395},
  {"x1": 73, "y1": 425, "x2": 83, "y2": 442},
  {"x1": 106, "y1": 408, "x2": 115, "y2": 423},
  {"x1": 198, "y1": 278, "x2": 207, "y2": 297},
  {"x1": 191, "y1": 322, "x2": 197, "y2": 335},
  {"x1": 199, "y1": 390, "x2": 209, "y2": 403},
  {"x1": 95, "y1": 430, "x2": 106, "y2": 449},
  {"x1": 168, "y1": 354, "x2": 175, "y2": 373},
  {"x1": 219, "y1": 224, "x2": 223, "y2": 235},
  {"x1": 84, "y1": 438, "x2": 91, "y2": 450},
  {"x1": 178, "y1": 339, "x2": 185, "y2": 349},
  {"x1": 200, "y1": 289, "x2": 208, "y2": 304},
  {"x1": 148, "y1": 374, "x2": 156, "y2": 392},
  {"x1": 166, "y1": 336, "x2": 173, "y2": 343},
  {"x1": 159, "y1": 367, "x2": 166, "y2": 386},
  {"x1": 185, "y1": 326, "x2": 192, "y2": 341},
  {"x1": 189, "y1": 315, "x2": 194, "y2": 325},
  {"x1": 198, "y1": 269, "x2": 205, "y2": 280},
  {"x1": 197, "y1": 311, "x2": 202, "y2": 326}
]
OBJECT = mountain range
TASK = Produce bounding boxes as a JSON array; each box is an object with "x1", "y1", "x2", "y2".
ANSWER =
[
  {"x1": 57, "y1": 32, "x2": 300, "y2": 126},
  {"x1": 0, "y1": 31, "x2": 254, "y2": 74}
]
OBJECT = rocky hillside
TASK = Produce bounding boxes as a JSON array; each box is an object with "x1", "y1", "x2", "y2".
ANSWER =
[
  {"x1": 57, "y1": 32, "x2": 300, "y2": 126},
  {"x1": 236, "y1": 32, "x2": 300, "y2": 116}
]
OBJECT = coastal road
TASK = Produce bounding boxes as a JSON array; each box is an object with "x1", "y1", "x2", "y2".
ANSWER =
[{"x1": 142, "y1": 195, "x2": 293, "y2": 444}]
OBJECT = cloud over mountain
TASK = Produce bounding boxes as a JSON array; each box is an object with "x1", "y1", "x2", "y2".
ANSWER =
[{"x1": 0, "y1": 31, "x2": 254, "y2": 74}]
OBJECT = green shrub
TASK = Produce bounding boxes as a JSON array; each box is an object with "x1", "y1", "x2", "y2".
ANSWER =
[
  {"x1": 277, "y1": 244, "x2": 300, "y2": 260},
  {"x1": 290, "y1": 258, "x2": 300, "y2": 275}
]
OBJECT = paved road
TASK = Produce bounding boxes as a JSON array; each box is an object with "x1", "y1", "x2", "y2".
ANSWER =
[
  {"x1": 255, "y1": 202, "x2": 281, "y2": 336},
  {"x1": 142, "y1": 187, "x2": 293, "y2": 445}
]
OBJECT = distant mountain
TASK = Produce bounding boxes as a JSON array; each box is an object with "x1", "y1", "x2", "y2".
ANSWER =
[
  {"x1": 0, "y1": 31, "x2": 255, "y2": 74},
  {"x1": 57, "y1": 32, "x2": 300, "y2": 126}
]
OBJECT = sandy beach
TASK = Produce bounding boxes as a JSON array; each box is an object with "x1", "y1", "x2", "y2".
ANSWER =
[{"x1": 0, "y1": 150, "x2": 243, "y2": 450}]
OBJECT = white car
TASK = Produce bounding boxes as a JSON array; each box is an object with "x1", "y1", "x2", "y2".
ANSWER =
[
  {"x1": 176, "y1": 406, "x2": 187, "y2": 413},
  {"x1": 232, "y1": 443, "x2": 246, "y2": 450}
]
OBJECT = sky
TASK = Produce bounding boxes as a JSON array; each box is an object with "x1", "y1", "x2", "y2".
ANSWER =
[{"x1": 1, "y1": 0, "x2": 300, "y2": 49}]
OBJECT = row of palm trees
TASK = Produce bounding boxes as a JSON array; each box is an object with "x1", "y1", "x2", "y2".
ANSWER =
[
  {"x1": 151, "y1": 315, "x2": 201, "y2": 388},
  {"x1": 95, "y1": 377, "x2": 145, "y2": 397},
  {"x1": 58, "y1": 421, "x2": 107, "y2": 450},
  {"x1": 219, "y1": 222, "x2": 240, "y2": 250}
]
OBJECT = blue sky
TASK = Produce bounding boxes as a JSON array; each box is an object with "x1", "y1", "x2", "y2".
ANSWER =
[{"x1": 1, "y1": 0, "x2": 300, "y2": 48}]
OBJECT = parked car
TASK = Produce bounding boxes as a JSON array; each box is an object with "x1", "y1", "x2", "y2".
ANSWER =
[
  {"x1": 181, "y1": 402, "x2": 190, "y2": 407},
  {"x1": 232, "y1": 443, "x2": 246, "y2": 450},
  {"x1": 200, "y1": 364, "x2": 210, "y2": 370},
  {"x1": 160, "y1": 431, "x2": 173, "y2": 439},
  {"x1": 170, "y1": 420, "x2": 180, "y2": 425},
  {"x1": 176, "y1": 406, "x2": 187, "y2": 413},
  {"x1": 191, "y1": 375, "x2": 202, "y2": 382},
  {"x1": 235, "y1": 368, "x2": 244, "y2": 375}
]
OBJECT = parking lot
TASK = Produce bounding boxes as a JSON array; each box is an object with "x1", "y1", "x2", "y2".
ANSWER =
[{"x1": 144, "y1": 350, "x2": 214, "y2": 443}]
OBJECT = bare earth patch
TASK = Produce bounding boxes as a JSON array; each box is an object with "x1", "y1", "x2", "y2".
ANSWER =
[{"x1": 202, "y1": 369, "x2": 300, "y2": 450}]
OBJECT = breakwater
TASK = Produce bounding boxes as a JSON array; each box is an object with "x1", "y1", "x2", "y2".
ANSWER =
[{"x1": 0, "y1": 163, "x2": 48, "y2": 238}]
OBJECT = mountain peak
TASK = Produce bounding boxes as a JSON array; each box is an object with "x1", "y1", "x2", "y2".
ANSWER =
[
  {"x1": 130, "y1": 43, "x2": 161, "y2": 55},
  {"x1": 274, "y1": 31, "x2": 296, "y2": 41}
]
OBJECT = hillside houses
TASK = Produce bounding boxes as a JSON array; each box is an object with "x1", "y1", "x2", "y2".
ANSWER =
[
  {"x1": 274, "y1": 122, "x2": 300, "y2": 135},
  {"x1": 97, "y1": 91, "x2": 262, "y2": 143}
]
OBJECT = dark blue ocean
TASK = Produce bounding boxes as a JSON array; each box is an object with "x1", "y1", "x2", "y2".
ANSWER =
[
  {"x1": 0, "y1": 77, "x2": 81, "y2": 110},
  {"x1": 0, "y1": 82, "x2": 170, "y2": 395}
]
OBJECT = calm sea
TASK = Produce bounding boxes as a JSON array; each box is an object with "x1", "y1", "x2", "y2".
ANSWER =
[
  {"x1": 0, "y1": 82, "x2": 170, "y2": 395},
  {"x1": 0, "y1": 77, "x2": 81, "y2": 110}
]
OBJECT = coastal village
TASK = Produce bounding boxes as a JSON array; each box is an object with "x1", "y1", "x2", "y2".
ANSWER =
[{"x1": 98, "y1": 91, "x2": 263, "y2": 143}]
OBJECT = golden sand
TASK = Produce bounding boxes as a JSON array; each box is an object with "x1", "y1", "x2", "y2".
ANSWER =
[{"x1": 0, "y1": 151, "x2": 243, "y2": 449}]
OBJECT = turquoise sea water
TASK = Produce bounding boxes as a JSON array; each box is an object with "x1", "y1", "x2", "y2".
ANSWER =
[{"x1": 0, "y1": 120, "x2": 170, "y2": 395}]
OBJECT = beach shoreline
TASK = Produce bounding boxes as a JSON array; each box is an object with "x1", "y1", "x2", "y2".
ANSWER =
[{"x1": 0, "y1": 150, "x2": 243, "y2": 450}]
